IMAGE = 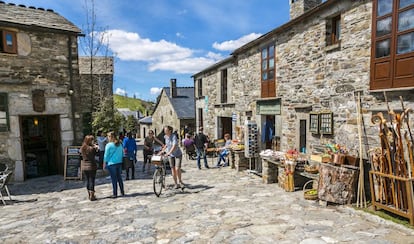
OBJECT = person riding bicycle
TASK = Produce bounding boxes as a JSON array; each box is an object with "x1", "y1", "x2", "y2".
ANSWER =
[{"x1": 163, "y1": 125, "x2": 184, "y2": 189}]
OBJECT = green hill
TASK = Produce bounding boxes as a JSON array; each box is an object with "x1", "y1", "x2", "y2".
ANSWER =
[{"x1": 114, "y1": 94, "x2": 154, "y2": 114}]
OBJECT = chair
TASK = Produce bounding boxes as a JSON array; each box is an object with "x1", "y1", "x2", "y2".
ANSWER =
[{"x1": 0, "y1": 171, "x2": 12, "y2": 205}]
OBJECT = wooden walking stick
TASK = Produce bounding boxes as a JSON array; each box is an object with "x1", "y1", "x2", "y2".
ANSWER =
[{"x1": 356, "y1": 92, "x2": 366, "y2": 208}]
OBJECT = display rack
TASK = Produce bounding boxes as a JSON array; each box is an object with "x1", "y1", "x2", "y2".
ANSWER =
[{"x1": 244, "y1": 120, "x2": 259, "y2": 174}]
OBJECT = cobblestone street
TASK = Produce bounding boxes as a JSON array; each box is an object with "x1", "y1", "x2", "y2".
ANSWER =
[{"x1": 1, "y1": 148, "x2": 414, "y2": 243}]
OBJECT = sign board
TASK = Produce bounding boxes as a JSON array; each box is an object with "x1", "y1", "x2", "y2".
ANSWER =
[
  {"x1": 64, "y1": 146, "x2": 82, "y2": 180},
  {"x1": 256, "y1": 99, "x2": 281, "y2": 115}
]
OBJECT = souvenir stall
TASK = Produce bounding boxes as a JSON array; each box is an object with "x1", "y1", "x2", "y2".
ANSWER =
[{"x1": 260, "y1": 144, "x2": 360, "y2": 204}]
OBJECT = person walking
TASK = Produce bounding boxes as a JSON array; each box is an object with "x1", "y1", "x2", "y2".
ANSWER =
[
  {"x1": 194, "y1": 127, "x2": 210, "y2": 169},
  {"x1": 103, "y1": 132, "x2": 125, "y2": 198},
  {"x1": 123, "y1": 132, "x2": 137, "y2": 180},
  {"x1": 142, "y1": 130, "x2": 164, "y2": 172},
  {"x1": 96, "y1": 130, "x2": 107, "y2": 169},
  {"x1": 163, "y1": 126, "x2": 184, "y2": 189},
  {"x1": 80, "y1": 135, "x2": 99, "y2": 201}
]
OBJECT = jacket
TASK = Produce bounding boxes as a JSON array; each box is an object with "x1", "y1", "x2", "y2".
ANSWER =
[
  {"x1": 81, "y1": 145, "x2": 98, "y2": 171},
  {"x1": 104, "y1": 142, "x2": 123, "y2": 166}
]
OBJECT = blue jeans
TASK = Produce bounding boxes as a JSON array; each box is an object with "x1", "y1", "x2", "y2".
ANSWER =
[
  {"x1": 196, "y1": 147, "x2": 208, "y2": 168},
  {"x1": 107, "y1": 163, "x2": 124, "y2": 196}
]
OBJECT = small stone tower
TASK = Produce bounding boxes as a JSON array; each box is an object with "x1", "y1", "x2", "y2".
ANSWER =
[{"x1": 289, "y1": 0, "x2": 322, "y2": 20}]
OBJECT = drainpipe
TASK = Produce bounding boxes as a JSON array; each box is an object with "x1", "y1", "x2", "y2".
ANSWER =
[{"x1": 68, "y1": 34, "x2": 77, "y2": 144}]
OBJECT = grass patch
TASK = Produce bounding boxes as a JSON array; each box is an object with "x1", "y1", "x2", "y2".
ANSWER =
[{"x1": 357, "y1": 204, "x2": 414, "y2": 229}]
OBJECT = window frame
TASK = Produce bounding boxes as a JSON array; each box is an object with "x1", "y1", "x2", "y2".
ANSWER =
[
  {"x1": 1, "y1": 30, "x2": 17, "y2": 54},
  {"x1": 261, "y1": 44, "x2": 276, "y2": 98},
  {"x1": 220, "y1": 69, "x2": 228, "y2": 103},
  {"x1": 0, "y1": 93, "x2": 9, "y2": 132},
  {"x1": 197, "y1": 78, "x2": 203, "y2": 97},
  {"x1": 371, "y1": 0, "x2": 414, "y2": 90}
]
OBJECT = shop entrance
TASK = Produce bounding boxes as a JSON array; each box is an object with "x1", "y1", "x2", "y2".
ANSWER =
[
  {"x1": 217, "y1": 117, "x2": 232, "y2": 139},
  {"x1": 21, "y1": 115, "x2": 62, "y2": 179}
]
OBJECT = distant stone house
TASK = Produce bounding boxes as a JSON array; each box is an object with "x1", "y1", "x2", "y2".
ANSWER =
[
  {"x1": 193, "y1": 0, "x2": 414, "y2": 156},
  {"x1": 0, "y1": 3, "x2": 83, "y2": 181},
  {"x1": 138, "y1": 116, "x2": 152, "y2": 139},
  {"x1": 151, "y1": 79, "x2": 195, "y2": 139}
]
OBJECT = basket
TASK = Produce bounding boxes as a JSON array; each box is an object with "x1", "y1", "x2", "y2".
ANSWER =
[
  {"x1": 151, "y1": 155, "x2": 162, "y2": 166},
  {"x1": 304, "y1": 165, "x2": 319, "y2": 174},
  {"x1": 303, "y1": 180, "x2": 318, "y2": 200}
]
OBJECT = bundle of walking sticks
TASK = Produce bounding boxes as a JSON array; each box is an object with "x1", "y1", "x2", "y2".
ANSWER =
[{"x1": 370, "y1": 95, "x2": 414, "y2": 210}]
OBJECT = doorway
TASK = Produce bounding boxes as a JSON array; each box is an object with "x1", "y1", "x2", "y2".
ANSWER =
[
  {"x1": 217, "y1": 117, "x2": 232, "y2": 139},
  {"x1": 299, "y1": 119, "x2": 307, "y2": 153},
  {"x1": 21, "y1": 115, "x2": 62, "y2": 179}
]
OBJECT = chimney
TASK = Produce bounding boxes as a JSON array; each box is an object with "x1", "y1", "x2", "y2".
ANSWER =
[
  {"x1": 289, "y1": 0, "x2": 322, "y2": 20},
  {"x1": 170, "y1": 78, "x2": 177, "y2": 98}
]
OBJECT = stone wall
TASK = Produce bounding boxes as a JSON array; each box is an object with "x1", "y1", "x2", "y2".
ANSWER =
[
  {"x1": 195, "y1": 0, "x2": 414, "y2": 159},
  {"x1": 276, "y1": 0, "x2": 374, "y2": 153},
  {"x1": 0, "y1": 28, "x2": 81, "y2": 181},
  {"x1": 152, "y1": 90, "x2": 179, "y2": 136},
  {"x1": 290, "y1": 0, "x2": 322, "y2": 20}
]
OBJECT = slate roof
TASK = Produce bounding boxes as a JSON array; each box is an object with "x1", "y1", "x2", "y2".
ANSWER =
[
  {"x1": 164, "y1": 87, "x2": 195, "y2": 119},
  {"x1": 0, "y1": 2, "x2": 81, "y2": 34},
  {"x1": 139, "y1": 116, "x2": 152, "y2": 124}
]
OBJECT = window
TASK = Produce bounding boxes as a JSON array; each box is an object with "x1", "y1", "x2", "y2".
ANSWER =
[
  {"x1": 198, "y1": 108, "x2": 203, "y2": 128},
  {"x1": 220, "y1": 69, "x2": 228, "y2": 103},
  {"x1": 261, "y1": 45, "x2": 276, "y2": 98},
  {"x1": 0, "y1": 30, "x2": 17, "y2": 54},
  {"x1": 371, "y1": 0, "x2": 414, "y2": 89},
  {"x1": 197, "y1": 78, "x2": 202, "y2": 97},
  {"x1": 0, "y1": 93, "x2": 9, "y2": 132},
  {"x1": 326, "y1": 15, "x2": 341, "y2": 46}
]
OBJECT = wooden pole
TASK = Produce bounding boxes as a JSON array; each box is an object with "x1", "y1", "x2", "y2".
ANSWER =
[{"x1": 356, "y1": 92, "x2": 366, "y2": 208}]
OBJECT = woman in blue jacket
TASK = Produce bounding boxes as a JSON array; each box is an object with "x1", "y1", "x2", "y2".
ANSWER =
[{"x1": 104, "y1": 132, "x2": 125, "y2": 198}]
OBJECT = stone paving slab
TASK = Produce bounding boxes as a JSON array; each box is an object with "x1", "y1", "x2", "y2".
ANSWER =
[{"x1": 1, "y1": 150, "x2": 414, "y2": 243}]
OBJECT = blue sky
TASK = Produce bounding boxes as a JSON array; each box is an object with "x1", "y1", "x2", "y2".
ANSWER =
[{"x1": 8, "y1": 0, "x2": 290, "y2": 101}]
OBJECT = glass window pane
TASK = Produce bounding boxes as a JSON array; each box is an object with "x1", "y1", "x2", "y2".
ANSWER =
[
  {"x1": 377, "y1": 17, "x2": 392, "y2": 36},
  {"x1": 269, "y1": 46, "x2": 274, "y2": 57},
  {"x1": 268, "y1": 70, "x2": 274, "y2": 80},
  {"x1": 262, "y1": 61, "x2": 267, "y2": 70},
  {"x1": 377, "y1": 0, "x2": 393, "y2": 16},
  {"x1": 262, "y1": 48, "x2": 267, "y2": 59},
  {"x1": 5, "y1": 33, "x2": 13, "y2": 46},
  {"x1": 400, "y1": 0, "x2": 414, "y2": 9},
  {"x1": 376, "y1": 39, "x2": 391, "y2": 58},
  {"x1": 262, "y1": 72, "x2": 267, "y2": 80},
  {"x1": 0, "y1": 111, "x2": 5, "y2": 119},
  {"x1": 269, "y1": 58, "x2": 274, "y2": 68},
  {"x1": 397, "y1": 32, "x2": 414, "y2": 54},
  {"x1": 398, "y1": 9, "x2": 414, "y2": 32}
]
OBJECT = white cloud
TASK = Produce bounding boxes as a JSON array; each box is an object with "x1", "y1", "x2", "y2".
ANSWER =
[
  {"x1": 150, "y1": 87, "x2": 163, "y2": 95},
  {"x1": 212, "y1": 33, "x2": 262, "y2": 51},
  {"x1": 115, "y1": 88, "x2": 127, "y2": 96},
  {"x1": 149, "y1": 57, "x2": 217, "y2": 74},
  {"x1": 98, "y1": 29, "x2": 222, "y2": 74}
]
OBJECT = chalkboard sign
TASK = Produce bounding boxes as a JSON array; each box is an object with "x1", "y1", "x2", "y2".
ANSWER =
[{"x1": 64, "y1": 146, "x2": 82, "y2": 180}]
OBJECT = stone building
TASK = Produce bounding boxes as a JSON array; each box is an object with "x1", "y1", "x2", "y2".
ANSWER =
[
  {"x1": 193, "y1": 0, "x2": 414, "y2": 157},
  {"x1": 0, "y1": 3, "x2": 83, "y2": 181},
  {"x1": 78, "y1": 56, "x2": 114, "y2": 134},
  {"x1": 151, "y1": 79, "x2": 195, "y2": 139}
]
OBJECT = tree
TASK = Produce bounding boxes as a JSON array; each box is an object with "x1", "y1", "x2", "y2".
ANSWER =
[
  {"x1": 124, "y1": 115, "x2": 138, "y2": 133},
  {"x1": 92, "y1": 97, "x2": 123, "y2": 134}
]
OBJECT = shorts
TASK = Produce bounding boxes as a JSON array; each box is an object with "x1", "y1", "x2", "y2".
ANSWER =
[{"x1": 169, "y1": 155, "x2": 182, "y2": 168}]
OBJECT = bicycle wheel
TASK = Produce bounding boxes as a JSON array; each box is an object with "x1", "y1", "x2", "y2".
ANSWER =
[{"x1": 153, "y1": 168, "x2": 163, "y2": 197}]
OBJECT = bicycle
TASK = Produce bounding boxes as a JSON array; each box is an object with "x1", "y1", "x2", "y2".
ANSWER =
[{"x1": 151, "y1": 154, "x2": 168, "y2": 197}]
